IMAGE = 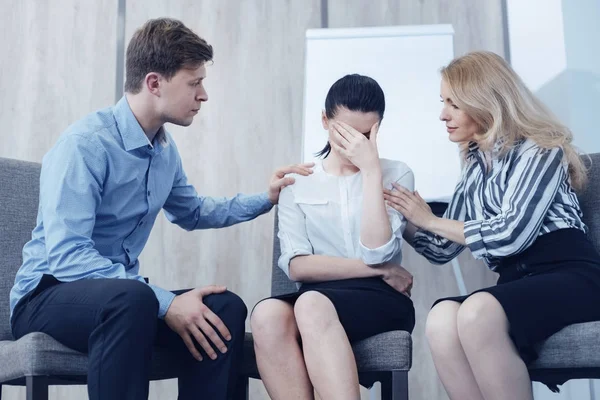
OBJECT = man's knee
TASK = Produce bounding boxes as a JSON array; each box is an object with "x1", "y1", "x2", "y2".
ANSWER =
[{"x1": 205, "y1": 290, "x2": 248, "y2": 331}]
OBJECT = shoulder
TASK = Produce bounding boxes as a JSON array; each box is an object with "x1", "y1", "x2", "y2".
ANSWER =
[
  {"x1": 58, "y1": 107, "x2": 117, "y2": 150},
  {"x1": 513, "y1": 138, "x2": 563, "y2": 159},
  {"x1": 44, "y1": 108, "x2": 120, "y2": 170},
  {"x1": 281, "y1": 161, "x2": 331, "y2": 199},
  {"x1": 380, "y1": 158, "x2": 412, "y2": 175},
  {"x1": 379, "y1": 158, "x2": 414, "y2": 189}
]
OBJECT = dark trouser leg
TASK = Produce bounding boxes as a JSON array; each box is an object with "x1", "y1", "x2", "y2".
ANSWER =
[
  {"x1": 154, "y1": 290, "x2": 248, "y2": 400},
  {"x1": 11, "y1": 277, "x2": 159, "y2": 400}
]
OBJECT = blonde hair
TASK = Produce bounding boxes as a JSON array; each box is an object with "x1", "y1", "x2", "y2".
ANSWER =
[{"x1": 441, "y1": 51, "x2": 587, "y2": 190}]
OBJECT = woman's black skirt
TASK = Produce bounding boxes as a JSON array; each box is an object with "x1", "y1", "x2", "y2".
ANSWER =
[
  {"x1": 263, "y1": 276, "x2": 415, "y2": 342},
  {"x1": 434, "y1": 228, "x2": 600, "y2": 390}
]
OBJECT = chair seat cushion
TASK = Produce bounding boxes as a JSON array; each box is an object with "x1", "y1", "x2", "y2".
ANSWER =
[
  {"x1": 530, "y1": 321, "x2": 600, "y2": 370},
  {"x1": 0, "y1": 332, "x2": 182, "y2": 383},
  {"x1": 241, "y1": 330, "x2": 413, "y2": 378},
  {"x1": 1, "y1": 329, "x2": 412, "y2": 384}
]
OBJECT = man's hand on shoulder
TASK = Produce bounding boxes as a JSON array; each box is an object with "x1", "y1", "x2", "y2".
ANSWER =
[
  {"x1": 164, "y1": 285, "x2": 231, "y2": 361},
  {"x1": 267, "y1": 163, "x2": 315, "y2": 204}
]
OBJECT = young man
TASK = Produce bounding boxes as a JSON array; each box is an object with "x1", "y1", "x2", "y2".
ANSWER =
[{"x1": 9, "y1": 18, "x2": 312, "y2": 400}]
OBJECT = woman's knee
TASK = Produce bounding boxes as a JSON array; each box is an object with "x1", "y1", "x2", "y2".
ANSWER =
[
  {"x1": 426, "y1": 300, "x2": 460, "y2": 346},
  {"x1": 251, "y1": 299, "x2": 297, "y2": 344},
  {"x1": 293, "y1": 291, "x2": 338, "y2": 335},
  {"x1": 457, "y1": 292, "x2": 508, "y2": 346}
]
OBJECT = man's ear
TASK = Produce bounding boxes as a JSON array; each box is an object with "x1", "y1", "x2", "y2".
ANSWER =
[
  {"x1": 321, "y1": 110, "x2": 329, "y2": 130},
  {"x1": 145, "y1": 72, "x2": 161, "y2": 96}
]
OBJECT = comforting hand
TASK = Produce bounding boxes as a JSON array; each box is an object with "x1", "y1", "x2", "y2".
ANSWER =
[
  {"x1": 380, "y1": 263, "x2": 414, "y2": 297},
  {"x1": 268, "y1": 163, "x2": 314, "y2": 204},
  {"x1": 384, "y1": 184, "x2": 436, "y2": 230},
  {"x1": 165, "y1": 285, "x2": 231, "y2": 361},
  {"x1": 329, "y1": 121, "x2": 380, "y2": 172}
]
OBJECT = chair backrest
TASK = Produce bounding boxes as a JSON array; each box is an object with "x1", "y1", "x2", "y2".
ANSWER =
[
  {"x1": 271, "y1": 212, "x2": 298, "y2": 296},
  {"x1": 0, "y1": 157, "x2": 41, "y2": 340},
  {"x1": 580, "y1": 153, "x2": 600, "y2": 253}
]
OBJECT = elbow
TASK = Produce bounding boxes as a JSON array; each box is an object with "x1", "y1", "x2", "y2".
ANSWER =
[
  {"x1": 288, "y1": 258, "x2": 305, "y2": 281},
  {"x1": 360, "y1": 251, "x2": 395, "y2": 267},
  {"x1": 360, "y1": 240, "x2": 399, "y2": 267}
]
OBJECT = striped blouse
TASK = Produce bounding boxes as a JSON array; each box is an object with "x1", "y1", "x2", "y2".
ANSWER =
[{"x1": 413, "y1": 138, "x2": 587, "y2": 270}]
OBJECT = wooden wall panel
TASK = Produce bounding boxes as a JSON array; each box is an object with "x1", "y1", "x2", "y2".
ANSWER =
[{"x1": 0, "y1": 0, "x2": 117, "y2": 163}]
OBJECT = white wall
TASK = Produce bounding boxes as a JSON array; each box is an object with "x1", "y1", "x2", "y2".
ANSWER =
[{"x1": 507, "y1": 0, "x2": 600, "y2": 154}]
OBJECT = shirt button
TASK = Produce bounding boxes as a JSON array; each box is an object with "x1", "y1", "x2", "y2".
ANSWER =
[
  {"x1": 147, "y1": 145, "x2": 152, "y2": 150},
  {"x1": 139, "y1": 221, "x2": 144, "y2": 226},
  {"x1": 147, "y1": 191, "x2": 151, "y2": 196},
  {"x1": 125, "y1": 248, "x2": 130, "y2": 253}
]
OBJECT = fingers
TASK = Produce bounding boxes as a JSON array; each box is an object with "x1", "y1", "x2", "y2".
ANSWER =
[
  {"x1": 275, "y1": 163, "x2": 314, "y2": 178},
  {"x1": 335, "y1": 121, "x2": 359, "y2": 138},
  {"x1": 330, "y1": 125, "x2": 351, "y2": 147},
  {"x1": 195, "y1": 315, "x2": 227, "y2": 357},
  {"x1": 181, "y1": 330, "x2": 204, "y2": 361},
  {"x1": 330, "y1": 139, "x2": 350, "y2": 158},
  {"x1": 391, "y1": 183, "x2": 414, "y2": 196},
  {"x1": 204, "y1": 308, "x2": 232, "y2": 342},
  {"x1": 272, "y1": 176, "x2": 295, "y2": 191},
  {"x1": 369, "y1": 121, "x2": 380, "y2": 143},
  {"x1": 188, "y1": 323, "x2": 218, "y2": 360},
  {"x1": 197, "y1": 285, "x2": 227, "y2": 297},
  {"x1": 383, "y1": 191, "x2": 411, "y2": 209}
]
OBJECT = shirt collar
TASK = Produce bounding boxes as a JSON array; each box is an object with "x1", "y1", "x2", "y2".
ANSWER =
[
  {"x1": 467, "y1": 139, "x2": 505, "y2": 159},
  {"x1": 467, "y1": 141, "x2": 479, "y2": 157},
  {"x1": 113, "y1": 96, "x2": 168, "y2": 152}
]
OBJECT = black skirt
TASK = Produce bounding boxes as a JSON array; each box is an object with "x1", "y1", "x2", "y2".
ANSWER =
[
  {"x1": 434, "y1": 228, "x2": 600, "y2": 388},
  {"x1": 261, "y1": 277, "x2": 415, "y2": 343}
]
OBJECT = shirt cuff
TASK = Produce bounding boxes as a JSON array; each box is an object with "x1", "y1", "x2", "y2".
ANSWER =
[
  {"x1": 278, "y1": 249, "x2": 312, "y2": 279},
  {"x1": 359, "y1": 235, "x2": 398, "y2": 266},
  {"x1": 149, "y1": 284, "x2": 176, "y2": 319},
  {"x1": 258, "y1": 192, "x2": 275, "y2": 213},
  {"x1": 464, "y1": 220, "x2": 486, "y2": 259}
]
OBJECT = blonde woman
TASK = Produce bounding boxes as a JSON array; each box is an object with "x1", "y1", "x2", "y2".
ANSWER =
[{"x1": 385, "y1": 51, "x2": 600, "y2": 400}]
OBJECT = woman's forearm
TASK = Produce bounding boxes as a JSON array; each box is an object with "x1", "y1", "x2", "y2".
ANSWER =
[
  {"x1": 425, "y1": 217, "x2": 467, "y2": 245},
  {"x1": 289, "y1": 254, "x2": 384, "y2": 282},
  {"x1": 360, "y1": 168, "x2": 393, "y2": 248}
]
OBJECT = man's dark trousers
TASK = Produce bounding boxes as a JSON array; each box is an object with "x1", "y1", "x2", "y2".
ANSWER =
[{"x1": 11, "y1": 275, "x2": 248, "y2": 400}]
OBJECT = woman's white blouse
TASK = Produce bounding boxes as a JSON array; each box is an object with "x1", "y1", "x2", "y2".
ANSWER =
[{"x1": 277, "y1": 159, "x2": 414, "y2": 279}]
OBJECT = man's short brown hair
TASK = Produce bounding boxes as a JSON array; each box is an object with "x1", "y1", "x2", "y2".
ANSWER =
[{"x1": 124, "y1": 18, "x2": 213, "y2": 94}]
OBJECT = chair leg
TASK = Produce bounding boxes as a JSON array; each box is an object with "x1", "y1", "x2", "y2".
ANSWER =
[
  {"x1": 26, "y1": 376, "x2": 48, "y2": 400},
  {"x1": 381, "y1": 370, "x2": 409, "y2": 400},
  {"x1": 232, "y1": 375, "x2": 249, "y2": 400}
]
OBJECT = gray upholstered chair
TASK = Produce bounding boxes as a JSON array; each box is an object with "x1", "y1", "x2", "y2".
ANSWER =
[
  {"x1": 528, "y1": 152, "x2": 600, "y2": 389},
  {"x1": 238, "y1": 213, "x2": 413, "y2": 400},
  {"x1": 0, "y1": 157, "x2": 249, "y2": 400}
]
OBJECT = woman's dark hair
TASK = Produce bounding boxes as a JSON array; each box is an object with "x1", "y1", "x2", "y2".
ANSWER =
[{"x1": 316, "y1": 74, "x2": 385, "y2": 158}]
